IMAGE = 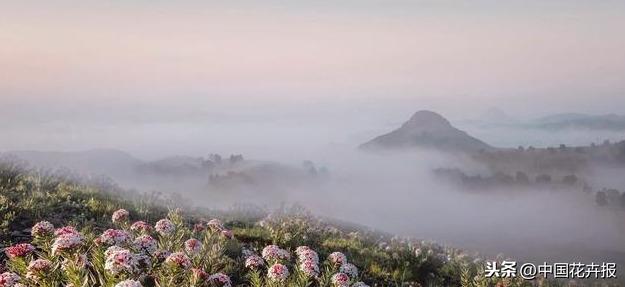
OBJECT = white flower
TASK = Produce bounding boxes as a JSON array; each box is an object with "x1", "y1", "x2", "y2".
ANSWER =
[
  {"x1": 155, "y1": 219, "x2": 175, "y2": 236},
  {"x1": 184, "y1": 238, "x2": 202, "y2": 255},
  {"x1": 114, "y1": 279, "x2": 143, "y2": 287},
  {"x1": 267, "y1": 263, "x2": 289, "y2": 282},
  {"x1": 352, "y1": 282, "x2": 370, "y2": 287}
]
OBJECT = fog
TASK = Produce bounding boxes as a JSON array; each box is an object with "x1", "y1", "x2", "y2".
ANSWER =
[
  {"x1": 3, "y1": 119, "x2": 624, "y2": 268},
  {"x1": 2, "y1": 0, "x2": 625, "y2": 277}
]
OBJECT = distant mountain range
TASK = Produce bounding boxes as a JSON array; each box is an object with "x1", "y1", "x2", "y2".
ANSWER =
[
  {"x1": 468, "y1": 109, "x2": 625, "y2": 131},
  {"x1": 360, "y1": 110, "x2": 493, "y2": 153},
  {"x1": 529, "y1": 113, "x2": 625, "y2": 131}
]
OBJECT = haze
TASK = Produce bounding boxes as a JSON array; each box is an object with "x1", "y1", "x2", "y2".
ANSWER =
[{"x1": 1, "y1": 0, "x2": 625, "y2": 273}]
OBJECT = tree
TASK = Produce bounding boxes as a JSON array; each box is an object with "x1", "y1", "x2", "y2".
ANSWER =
[
  {"x1": 515, "y1": 171, "x2": 529, "y2": 185},
  {"x1": 595, "y1": 191, "x2": 608, "y2": 206},
  {"x1": 536, "y1": 174, "x2": 552, "y2": 184},
  {"x1": 562, "y1": 174, "x2": 578, "y2": 185}
]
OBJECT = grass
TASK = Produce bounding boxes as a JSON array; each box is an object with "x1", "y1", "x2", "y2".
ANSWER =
[{"x1": 0, "y1": 160, "x2": 577, "y2": 287}]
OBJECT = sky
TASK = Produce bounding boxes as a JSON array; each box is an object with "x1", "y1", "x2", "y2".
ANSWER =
[{"x1": 1, "y1": 0, "x2": 625, "y2": 157}]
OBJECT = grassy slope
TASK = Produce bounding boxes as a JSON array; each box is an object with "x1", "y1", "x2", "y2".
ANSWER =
[{"x1": 0, "y1": 161, "x2": 559, "y2": 287}]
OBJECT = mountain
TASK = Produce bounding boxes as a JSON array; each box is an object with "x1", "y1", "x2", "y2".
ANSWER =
[
  {"x1": 529, "y1": 113, "x2": 625, "y2": 130},
  {"x1": 360, "y1": 110, "x2": 493, "y2": 153}
]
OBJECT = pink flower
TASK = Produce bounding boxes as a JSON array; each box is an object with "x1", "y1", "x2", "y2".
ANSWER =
[
  {"x1": 98, "y1": 229, "x2": 130, "y2": 246},
  {"x1": 268, "y1": 263, "x2": 289, "y2": 281},
  {"x1": 244, "y1": 255, "x2": 264, "y2": 269},
  {"x1": 296, "y1": 247, "x2": 319, "y2": 264},
  {"x1": 31, "y1": 221, "x2": 54, "y2": 237},
  {"x1": 104, "y1": 248, "x2": 138, "y2": 275},
  {"x1": 54, "y1": 226, "x2": 80, "y2": 236},
  {"x1": 262, "y1": 245, "x2": 290, "y2": 262},
  {"x1": 52, "y1": 233, "x2": 84, "y2": 255},
  {"x1": 331, "y1": 273, "x2": 350, "y2": 286},
  {"x1": 130, "y1": 221, "x2": 152, "y2": 234},
  {"x1": 184, "y1": 238, "x2": 202, "y2": 255},
  {"x1": 4, "y1": 244, "x2": 35, "y2": 259},
  {"x1": 328, "y1": 252, "x2": 347, "y2": 266},
  {"x1": 133, "y1": 235, "x2": 157, "y2": 255},
  {"x1": 299, "y1": 259, "x2": 320, "y2": 278},
  {"x1": 112, "y1": 209, "x2": 130, "y2": 223},
  {"x1": 0, "y1": 272, "x2": 20, "y2": 287},
  {"x1": 207, "y1": 272, "x2": 232, "y2": 287},
  {"x1": 26, "y1": 259, "x2": 52, "y2": 280},
  {"x1": 155, "y1": 219, "x2": 175, "y2": 236},
  {"x1": 165, "y1": 252, "x2": 192, "y2": 270},
  {"x1": 207, "y1": 219, "x2": 224, "y2": 231},
  {"x1": 193, "y1": 222, "x2": 206, "y2": 233},
  {"x1": 27, "y1": 259, "x2": 52, "y2": 272}
]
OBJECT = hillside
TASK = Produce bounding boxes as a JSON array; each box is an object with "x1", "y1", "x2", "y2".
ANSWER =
[
  {"x1": 0, "y1": 160, "x2": 527, "y2": 287},
  {"x1": 360, "y1": 111, "x2": 493, "y2": 153}
]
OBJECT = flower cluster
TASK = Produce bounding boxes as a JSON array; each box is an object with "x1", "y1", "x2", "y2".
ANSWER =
[
  {"x1": 0, "y1": 272, "x2": 21, "y2": 287},
  {"x1": 104, "y1": 247, "x2": 139, "y2": 275},
  {"x1": 130, "y1": 221, "x2": 152, "y2": 234},
  {"x1": 164, "y1": 252, "x2": 192, "y2": 270},
  {"x1": 31, "y1": 221, "x2": 54, "y2": 237},
  {"x1": 26, "y1": 259, "x2": 52, "y2": 281},
  {"x1": 51, "y1": 227, "x2": 84, "y2": 255},
  {"x1": 331, "y1": 272, "x2": 350, "y2": 287},
  {"x1": 154, "y1": 219, "x2": 175, "y2": 236},
  {"x1": 207, "y1": 272, "x2": 232, "y2": 287},
  {"x1": 0, "y1": 209, "x2": 375, "y2": 287},
  {"x1": 112, "y1": 209, "x2": 130, "y2": 224},
  {"x1": 296, "y1": 246, "x2": 320, "y2": 278},
  {"x1": 184, "y1": 238, "x2": 201, "y2": 255},
  {"x1": 267, "y1": 263, "x2": 289, "y2": 282},
  {"x1": 328, "y1": 251, "x2": 347, "y2": 266},
  {"x1": 244, "y1": 255, "x2": 264, "y2": 270},
  {"x1": 133, "y1": 235, "x2": 158, "y2": 255},
  {"x1": 261, "y1": 245, "x2": 290, "y2": 262},
  {"x1": 327, "y1": 252, "x2": 361, "y2": 285},
  {"x1": 97, "y1": 229, "x2": 130, "y2": 246},
  {"x1": 339, "y1": 263, "x2": 358, "y2": 278},
  {"x1": 4, "y1": 244, "x2": 35, "y2": 259}
]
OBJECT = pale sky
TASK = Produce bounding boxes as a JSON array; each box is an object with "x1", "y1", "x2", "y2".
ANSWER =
[{"x1": 1, "y1": 1, "x2": 625, "y2": 156}]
